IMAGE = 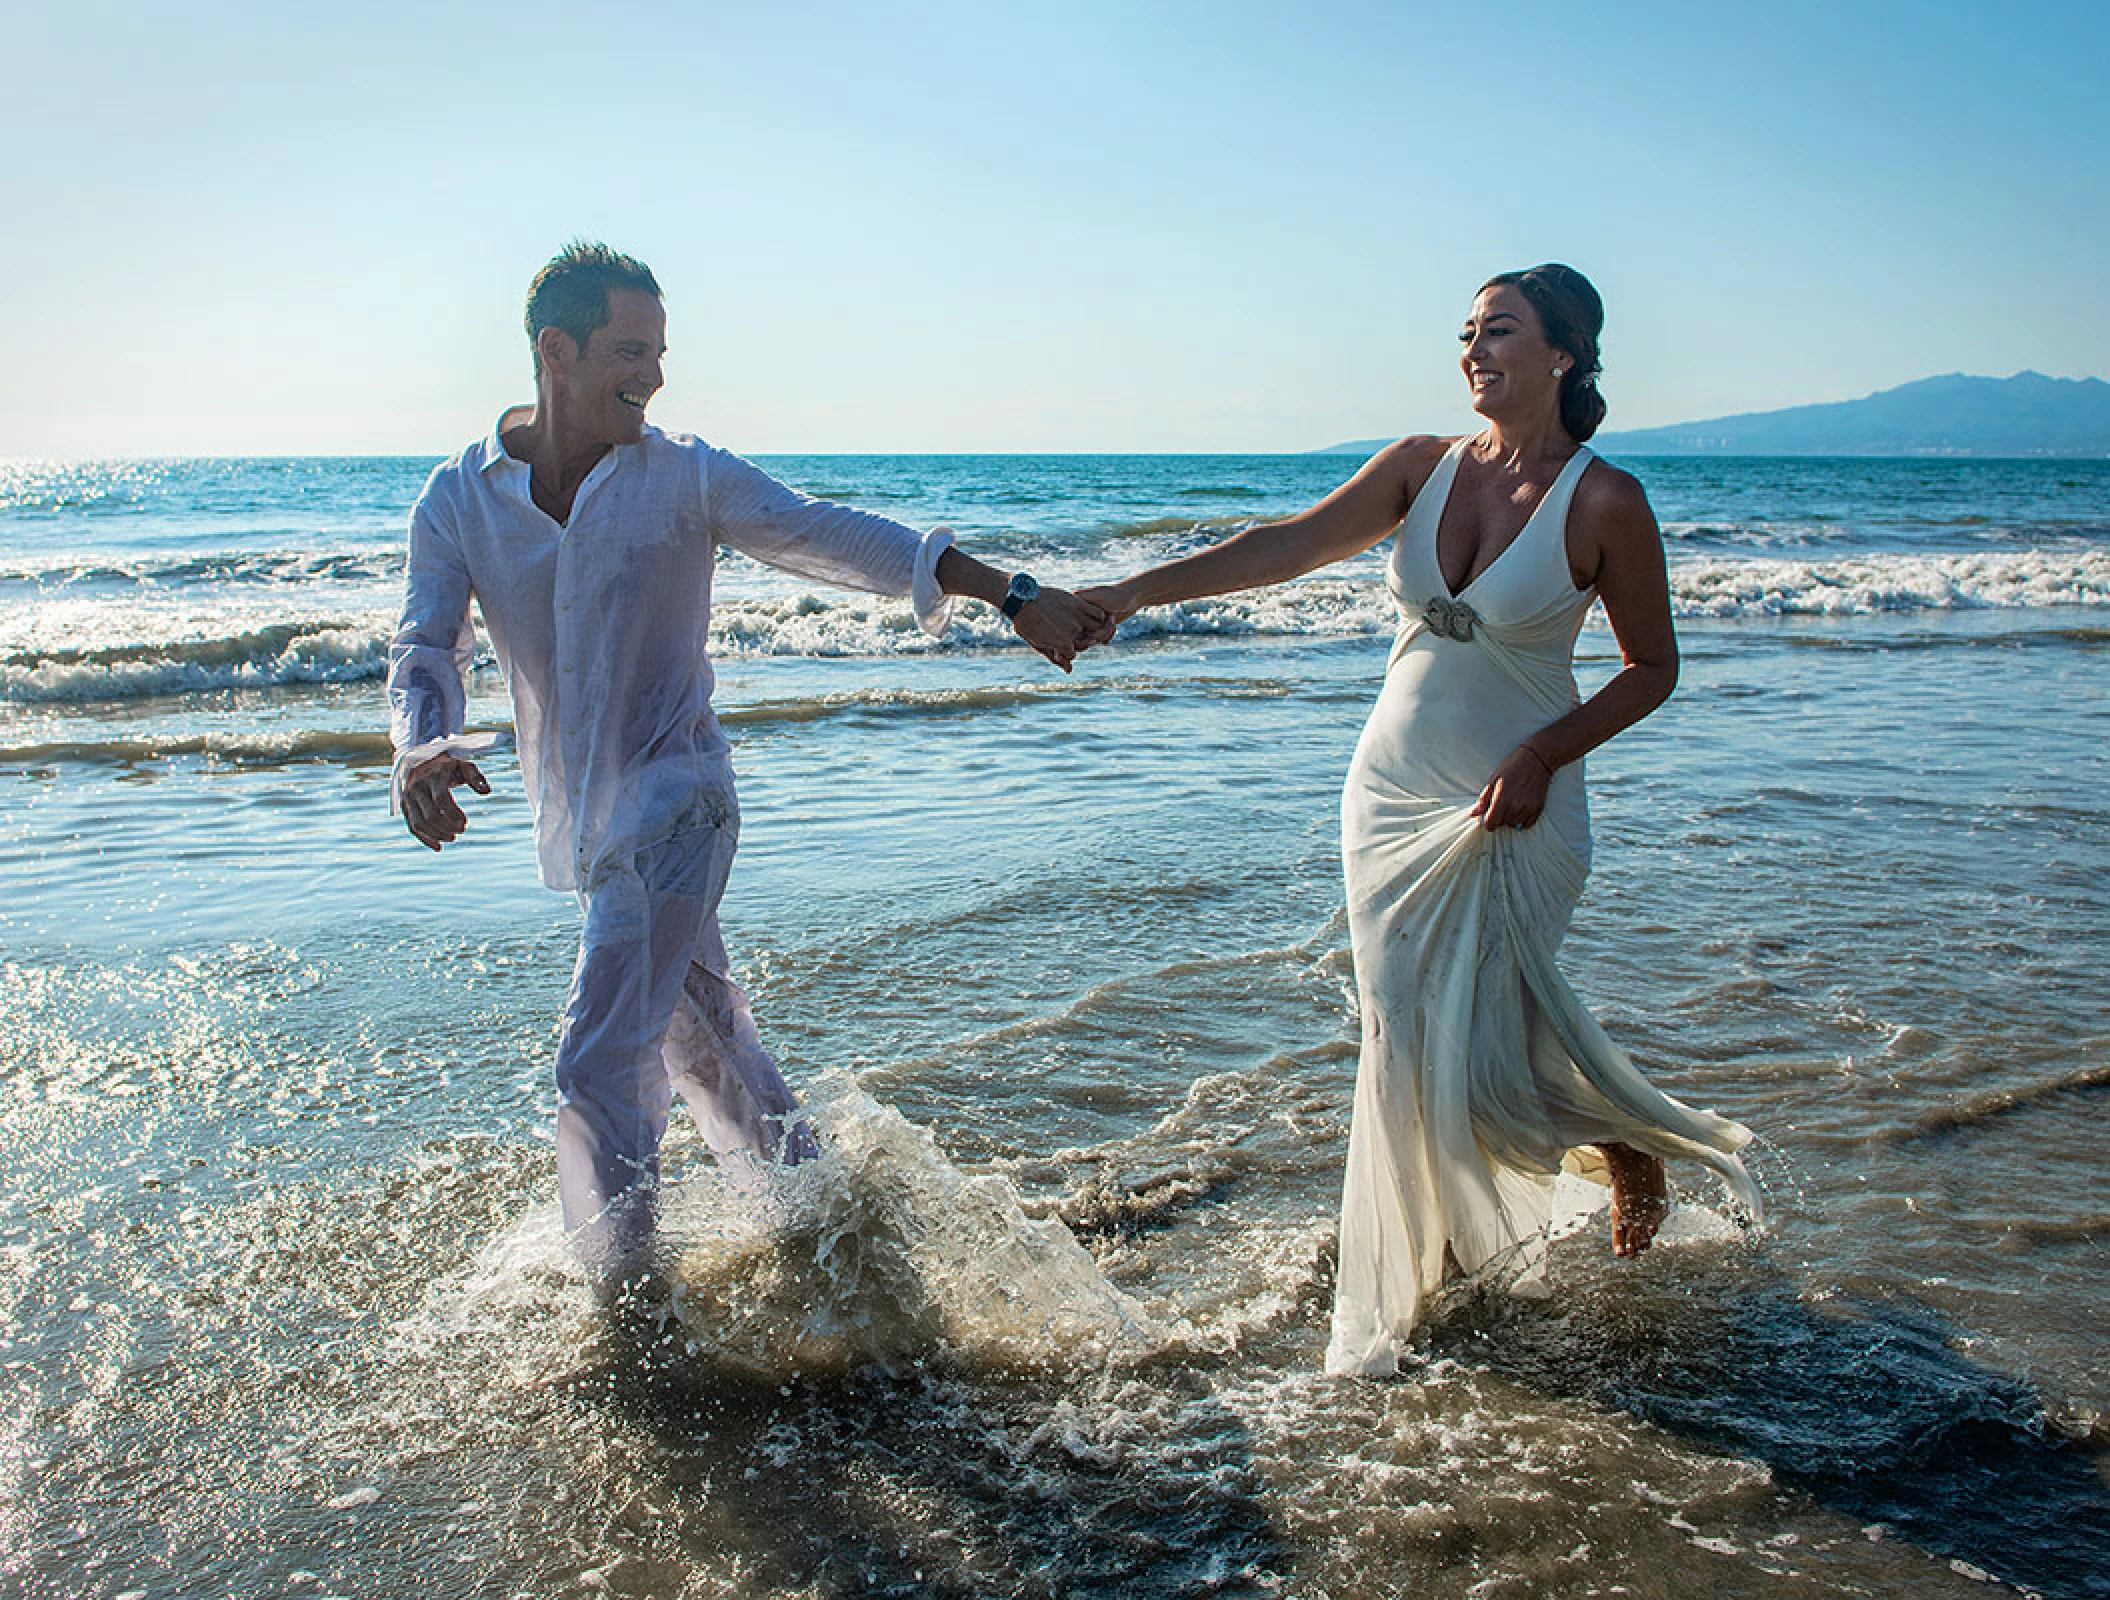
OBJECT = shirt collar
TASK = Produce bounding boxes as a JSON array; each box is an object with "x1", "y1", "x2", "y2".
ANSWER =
[
  {"x1": 477, "y1": 406, "x2": 538, "y2": 475},
  {"x1": 476, "y1": 408, "x2": 661, "y2": 474}
]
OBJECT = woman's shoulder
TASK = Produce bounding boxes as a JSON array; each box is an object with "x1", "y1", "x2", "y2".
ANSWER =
[
  {"x1": 1572, "y1": 453, "x2": 1655, "y2": 524},
  {"x1": 1568, "y1": 454, "x2": 1663, "y2": 576},
  {"x1": 1365, "y1": 433, "x2": 1462, "y2": 502},
  {"x1": 1387, "y1": 432, "x2": 1464, "y2": 466}
]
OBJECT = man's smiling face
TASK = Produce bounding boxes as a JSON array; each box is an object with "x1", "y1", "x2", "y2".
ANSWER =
[{"x1": 553, "y1": 287, "x2": 666, "y2": 447}]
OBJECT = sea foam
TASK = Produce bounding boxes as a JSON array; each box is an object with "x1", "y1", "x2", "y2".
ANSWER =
[{"x1": 4, "y1": 550, "x2": 2106, "y2": 705}]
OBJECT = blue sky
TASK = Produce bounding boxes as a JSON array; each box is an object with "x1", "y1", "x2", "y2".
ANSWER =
[{"x1": 6, "y1": 0, "x2": 2105, "y2": 456}]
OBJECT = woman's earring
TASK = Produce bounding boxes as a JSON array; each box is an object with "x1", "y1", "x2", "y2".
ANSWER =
[{"x1": 1552, "y1": 367, "x2": 1566, "y2": 379}]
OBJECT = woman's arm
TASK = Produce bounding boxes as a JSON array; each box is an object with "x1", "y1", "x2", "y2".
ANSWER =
[
  {"x1": 1083, "y1": 436, "x2": 1445, "y2": 622},
  {"x1": 1472, "y1": 464, "x2": 1681, "y2": 830}
]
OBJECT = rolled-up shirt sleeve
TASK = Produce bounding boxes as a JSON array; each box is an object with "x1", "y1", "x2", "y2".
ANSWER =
[
  {"x1": 705, "y1": 448, "x2": 955, "y2": 636},
  {"x1": 386, "y1": 490, "x2": 496, "y2": 812}
]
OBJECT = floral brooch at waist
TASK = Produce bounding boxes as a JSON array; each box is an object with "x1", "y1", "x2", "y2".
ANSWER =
[{"x1": 1422, "y1": 595, "x2": 1480, "y2": 642}]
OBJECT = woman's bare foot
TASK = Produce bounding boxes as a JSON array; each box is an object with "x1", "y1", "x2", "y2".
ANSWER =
[{"x1": 1599, "y1": 1143, "x2": 1668, "y2": 1258}]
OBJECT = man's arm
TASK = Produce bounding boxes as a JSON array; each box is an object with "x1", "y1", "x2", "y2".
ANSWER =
[
  {"x1": 387, "y1": 488, "x2": 496, "y2": 850},
  {"x1": 705, "y1": 448, "x2": 1105, "y2": 670}
]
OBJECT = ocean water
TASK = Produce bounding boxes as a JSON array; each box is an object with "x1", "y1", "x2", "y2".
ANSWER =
[{"x1": 2, "y1": 451, "x2": 2106, "y2": 1599}]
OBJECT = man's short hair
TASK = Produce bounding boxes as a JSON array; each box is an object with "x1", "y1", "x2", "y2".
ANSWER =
[{"x1": 524, "y1": 241, "x2": 662, "y2": 376}]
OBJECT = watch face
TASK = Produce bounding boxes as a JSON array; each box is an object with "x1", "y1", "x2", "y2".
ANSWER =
[{"x1": 1008, "y1": 573, "x2": 1040, "y2": 603}]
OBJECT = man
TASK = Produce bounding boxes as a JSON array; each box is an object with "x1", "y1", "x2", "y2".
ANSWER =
[{"x1": 387, "y1": 241, "x2": 1104, "y2": 1286}]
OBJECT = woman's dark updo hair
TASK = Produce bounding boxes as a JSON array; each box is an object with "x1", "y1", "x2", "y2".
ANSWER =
[{"x1": 1479, "y1": 263, "x2": 1607, "y2": 442}]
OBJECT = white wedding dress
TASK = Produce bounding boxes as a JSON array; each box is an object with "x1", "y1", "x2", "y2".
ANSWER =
[{"x1": 1326, "y1": 437, "x2": 1762, "y2": 1377}]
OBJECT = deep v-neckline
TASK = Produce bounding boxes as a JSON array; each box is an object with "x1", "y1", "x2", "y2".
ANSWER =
[{"x1": 1431, "y1": 442, "x2": 1581, "y2": 601}]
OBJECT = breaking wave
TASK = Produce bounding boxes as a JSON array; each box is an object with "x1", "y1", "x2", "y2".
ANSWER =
[
  {"x1": 5, "y1": 550, "x2": 2106, "y2": 704},
  {"x1": 1670, "y1": 549, "x2": 2110, "y2": 617},
  {"x1": 1, "y1": 620, "x2": 394, "y2": 703}
]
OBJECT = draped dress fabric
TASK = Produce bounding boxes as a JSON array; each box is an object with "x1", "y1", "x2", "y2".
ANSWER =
[{"x1": 1326, "y1": 436, "x2": 1763, "y2": 1378}]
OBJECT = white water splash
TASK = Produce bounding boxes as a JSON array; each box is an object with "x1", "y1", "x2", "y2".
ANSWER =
[
  {"x1": 655, "y1": 1075, "x2": 1163, "y2": 1378},
  {"x1": 402, "y1": 1074, "x2": 1162, "y2": 1385}
]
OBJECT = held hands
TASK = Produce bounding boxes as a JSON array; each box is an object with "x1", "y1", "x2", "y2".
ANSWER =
[
  {"x1": 1010, "y1": 585, "x2": 1114, "y2": 673},
  {"x1": 1470, "y1": 743, "x2": 1556, "y2": 832},
  {"x1": 1009, "y1": 578, "x2": 1137, "y2": 668},
  {"x1": 402, "y1": 753, "x2": 490, "y2": 851}
]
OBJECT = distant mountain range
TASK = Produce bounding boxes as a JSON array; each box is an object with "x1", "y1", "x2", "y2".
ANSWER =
[{"x1": 1321, "y1": 371, "x2": 2110, "y2": 457}]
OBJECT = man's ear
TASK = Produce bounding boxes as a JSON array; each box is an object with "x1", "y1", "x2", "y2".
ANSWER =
[{"x1": 536, "y1": 325, "x2": 576, "y2": 373}]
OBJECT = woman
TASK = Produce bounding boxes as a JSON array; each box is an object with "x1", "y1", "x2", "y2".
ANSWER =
[{"x1": 1082, "y1": 265, "x2": 1761, "y2": 1376}]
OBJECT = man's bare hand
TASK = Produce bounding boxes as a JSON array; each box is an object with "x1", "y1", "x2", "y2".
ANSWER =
[
  {"x1": 403, "y1": 754, "x2": 490, "y2": 851},
  {"x1": 1012, "y1": 587, "x2": 1111, "y2": 673}
]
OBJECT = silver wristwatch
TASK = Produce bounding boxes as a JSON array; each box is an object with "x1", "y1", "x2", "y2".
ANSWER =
[{"x1": 1000, "y1": 571, "x2": 1040, "y2": 619}]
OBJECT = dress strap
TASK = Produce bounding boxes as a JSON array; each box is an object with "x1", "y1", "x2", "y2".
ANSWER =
[
  {"x1": 1538, "y1": 445, "x2": 1595, "y2": 534},
  {"x1": 1401, "y1": 436, "x2": 1472, "y2": 546}
]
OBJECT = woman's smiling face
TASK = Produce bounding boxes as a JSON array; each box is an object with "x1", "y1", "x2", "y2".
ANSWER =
[{"x1": 1458, "y1": 283, "x2": 1565, "y2": 420}]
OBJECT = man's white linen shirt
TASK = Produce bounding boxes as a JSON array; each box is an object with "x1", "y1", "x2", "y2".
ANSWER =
[{"x1": 387, "y1": 410, "x2": 954, "y2": 892}]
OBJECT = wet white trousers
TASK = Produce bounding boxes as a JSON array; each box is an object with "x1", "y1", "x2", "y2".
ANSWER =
[{"x1": 553, "y1": 811, "x2": 818, "y2": 1273}]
